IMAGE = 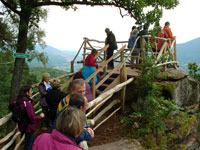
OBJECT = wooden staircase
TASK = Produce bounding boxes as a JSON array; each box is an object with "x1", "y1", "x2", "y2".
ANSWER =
[{"x1": 96, "y1": 73, "x2": 120, "y2": 96}]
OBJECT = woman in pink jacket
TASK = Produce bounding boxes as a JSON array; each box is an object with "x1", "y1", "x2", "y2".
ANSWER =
[{"x1": 32, "y1": 106, "x2": 86, "y2": 150}]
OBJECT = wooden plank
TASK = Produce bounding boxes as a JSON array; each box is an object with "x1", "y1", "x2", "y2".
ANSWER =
[
  {"x1": 120, "y1": 64, "x2": 127, "y2": 111},
  {"x1": 93, "y1": 99, "x2": 120, "y2": 122},
  {"x1": 87, "y1": 78, "x2": 134, "y2": 109},
  {"x1": 60, "y1": 76, "x2": 73, "y2": 91},
  {"x1": 92, "y1": 76, "x2": 96, "y2": 98},
  {"x1": 93, "y1": 106, "x2": 121, "y2": 131},
  {"x1": 0, "y1": 125, "x2": 18, "y2": 144},
  {"x1": 86, "y1": 94, "x2": 113, "y2": 118},
  {"x1": 103, "y1": 75, "x2": 120, "y2": 92},
  {"x1": 1, "y1": 132, "x2": 21, "y2": 150},
  {"x1": 95, "y1": 63, "x2": 122, "y2": 89},
  {"x1": 85, "y1": 45, "x2": 126, "y2": 83}
]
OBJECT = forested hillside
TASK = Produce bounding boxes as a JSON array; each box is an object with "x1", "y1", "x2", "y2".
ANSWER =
[
  {"x1": 177, "y1": 37, "x2": 200, "y2": 70},
  {"x1": 28, "y1": 45, "x2": 82, "y2": 71}
]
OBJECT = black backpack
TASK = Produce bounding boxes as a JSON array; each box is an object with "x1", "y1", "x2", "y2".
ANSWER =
[{"x1": 11, "y1": 101, "x2": 24, "y2": 123}]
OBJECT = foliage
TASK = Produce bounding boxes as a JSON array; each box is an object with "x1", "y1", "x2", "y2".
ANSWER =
[
  {"x1": 188, "y1": 62, "x2": 200, "y2": 81},
  {"x1": 121, "y1": 56, "x2": 197, "y2": 149}
]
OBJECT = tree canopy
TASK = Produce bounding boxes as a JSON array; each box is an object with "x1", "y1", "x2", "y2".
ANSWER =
[{"x1": 0, "y1": 0, "x2": 179, "y2": 101}]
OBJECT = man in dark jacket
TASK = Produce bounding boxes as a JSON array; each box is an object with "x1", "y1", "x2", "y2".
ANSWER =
[{"x1": 105, "y1": 28, "x2": 117, "y2": 69}]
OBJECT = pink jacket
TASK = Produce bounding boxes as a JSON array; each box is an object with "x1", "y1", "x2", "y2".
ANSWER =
[{"x1": 32, "y1": 129, "x2": 82, "y2": 150}]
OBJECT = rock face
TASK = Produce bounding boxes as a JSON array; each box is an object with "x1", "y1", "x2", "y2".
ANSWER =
[{"x1": 157, "y1": 69, "x2": 200, "y2": 107}]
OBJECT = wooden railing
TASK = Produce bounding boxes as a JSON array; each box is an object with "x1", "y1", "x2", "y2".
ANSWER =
[{"x1": 0, "y1": 73, "x2": 74, "y2": 150}]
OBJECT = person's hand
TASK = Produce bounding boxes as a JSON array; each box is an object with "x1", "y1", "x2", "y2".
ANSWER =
[
  {"x1": 86, "y1": 128, "x2": 94, "y2": 138},
  {"x1": 90, "y1": 119, "x2": 95, "y2": 127},
  {"x1": 40, "y1": 113, "x2": 45, "y2": 118}
]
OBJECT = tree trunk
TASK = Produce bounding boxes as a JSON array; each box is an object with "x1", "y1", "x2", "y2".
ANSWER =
[{"x1": 10, "y1": 12, "x2": 30, "y2": 102}]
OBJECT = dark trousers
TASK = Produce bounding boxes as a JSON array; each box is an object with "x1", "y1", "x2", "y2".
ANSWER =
[
  {"x1": 49, "y1": 110, "x2": 57, "y2": 124},
  {"x1": 41, "y1": 106, "x2": 49, "y2": 128},
  {"x1": 106, "y1": 48, "x2": 114, "y2": 67},
  {"x1": 24, "y1": 132, "x2": 34, "y2": 150}
]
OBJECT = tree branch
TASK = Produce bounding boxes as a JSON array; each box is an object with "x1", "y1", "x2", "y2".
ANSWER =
[
  {"x1": 0, "y1": 0, "x2": 20, "y2": 15},
  {"x1": 33, "y1": 0, "x2": 118, "y2": 9}
]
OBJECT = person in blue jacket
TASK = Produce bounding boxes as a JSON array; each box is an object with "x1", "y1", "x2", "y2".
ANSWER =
[{"x1": 50, "y1": 94, "x2": 94, "y2": 149}]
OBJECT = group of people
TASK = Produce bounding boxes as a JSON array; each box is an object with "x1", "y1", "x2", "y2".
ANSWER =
[
  {"x1": 9, "y1": 72, "x2": 96, "y2": 150},
  {"x1": 128, "y1": 21, "x2": 175, "y2": 55}
]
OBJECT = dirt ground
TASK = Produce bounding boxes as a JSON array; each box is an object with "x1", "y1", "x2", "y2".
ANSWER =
[{"x1": 88, "y1": 113, "x2": 127, "y2": 147}]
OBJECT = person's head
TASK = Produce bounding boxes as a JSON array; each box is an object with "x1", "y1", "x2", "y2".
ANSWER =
[
  {"x1": 105, "y1": 28, "x2": 110, "y2": 35},
  {"x1": 73, "y1": 72, "x2": 84, "y2": 80},
  {"x1": 132, "y1": 29, "x2": 139, "y2": 36},
  {"x1": 69, "y1": 94, "x2": 88, "y2": 112},
  {"x1": 69, "y1": 79, "x2": 86, "y2": 95},
  {"x1": 165, "y1": 21, "x2": 170, "y2": 27},
  {"x1": 132, "y1": 26, "x2": 136, "y2": 31},
  {"x1": 91, "y1": 49, "x2": 98, "y2": 55},
  {"x1": 51, "y1": 79, "x2": 60, "y2": 89},
  {"x1": 56, "y1": 106, "x2": 86, "y2": 137},
  {"x1": 42, "y1": 72, "x2": 50, "y2": 83},
  {"x1": 18, "y1": 85, "x2": 33, "y2": 98}
]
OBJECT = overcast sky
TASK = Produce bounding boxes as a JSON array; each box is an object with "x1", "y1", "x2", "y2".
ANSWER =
[{"x1": 40, "y1": 0, "x2": 200, "y2": 51}]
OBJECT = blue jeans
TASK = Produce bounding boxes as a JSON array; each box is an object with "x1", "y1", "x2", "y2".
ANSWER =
[{"x1": 24, "y1": 132, "x2": 35, "y2": 150}]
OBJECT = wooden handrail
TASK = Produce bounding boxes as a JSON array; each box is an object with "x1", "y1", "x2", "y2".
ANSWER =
[
  {"x1": 87, "y1": 77, "x2": 134, "y2": 109},
  {"x1": 85, "y1": 45, "x2": 126, "y2": 83}
]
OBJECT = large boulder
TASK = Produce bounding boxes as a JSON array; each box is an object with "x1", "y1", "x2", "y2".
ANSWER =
[
  {"x1": 156, "y1": 69, "x2": 200, "y2": 107},
  {"x1": 158, "y1": 69, "x2": 188, "y2": 81}
]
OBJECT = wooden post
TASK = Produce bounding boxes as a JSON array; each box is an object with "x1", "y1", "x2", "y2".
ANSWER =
[
  {"x1": 140, "y1": 37, "x2": 146, "y2": 64},
  {"x1": 15, "y1": 128, "x2": 20, "y2": 147},
  {"x1": 174, "y1": 40, "x2": 177, "y2": 68},
  {"x1": 120, "y1": 50, "x2": 127, "y2": 112},
  {"x1": 83, "y1": 39, "x2": 87, "y2": 67},
  {"x1": 70, "y1": 61, "x2": 74, "y2": 73},
  {"x1": 120, "y1": 63, "x2": 127, "y2": 112},
  {"x1": 92, "y1": 76, "x2": 96, "y2": 98}
]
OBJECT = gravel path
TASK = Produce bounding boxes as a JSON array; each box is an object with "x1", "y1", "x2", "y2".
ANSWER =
[{"x1": 89, "y1": 139, "x2": 143, "y2": 150}]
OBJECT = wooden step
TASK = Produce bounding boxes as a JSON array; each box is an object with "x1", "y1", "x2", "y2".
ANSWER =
[
  {"x1": 96, "y1": 89, "x2": 102, "y2": 95},
  {"x1": 107, "y1": 77, "x2": 115, "y2": 81},
  {"x1": 101, "y1": 83, "x2": 109, "y2": 88}
]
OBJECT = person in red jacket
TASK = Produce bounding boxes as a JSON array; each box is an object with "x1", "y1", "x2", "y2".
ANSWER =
[
  {"x1": 9, "y1": 85, "x2": 44, "y2": 150},
  {"x1": 163, "y1": 21, "x2": 176, "y2": 48},
  {"x1": 82, "y1": 49, "x2": 99, "y2": 85},
  {"x1": 84, "y1": 49, "x2": 98, "y2": 68}
]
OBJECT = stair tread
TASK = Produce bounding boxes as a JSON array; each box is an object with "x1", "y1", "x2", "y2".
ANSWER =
[
  {"x1": 96, "y1": 89, "x2": 102, "y2": 95},
  {"x1": 101, "y1": 83, "x2": 109, "y2": 87}
]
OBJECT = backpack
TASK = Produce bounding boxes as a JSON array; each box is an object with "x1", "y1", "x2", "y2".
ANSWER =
[{"x1": 9, "y1": 101, "x2": 26, "y2": 123}]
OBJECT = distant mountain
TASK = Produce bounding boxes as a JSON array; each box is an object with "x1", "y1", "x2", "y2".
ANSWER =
[
  {"x1": 29, "y1": 38, "x2": 200, "y2": 72},
  {"x1": 177, "y1": 37, "x2": 200, "y2": 71},
  {"x1": 28, "y1": 45, "x2": 82, "y2": 71}
]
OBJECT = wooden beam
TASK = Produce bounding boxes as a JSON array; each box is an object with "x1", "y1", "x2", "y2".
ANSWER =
[
  {"x1": 0, "y1": 125, "x2": 18, "y2": 144},
  {"x1": 1, "y1": 131, "x2": 21, "y2": 150},
  {"x1": 86, "y1": 94, "x2": 113, "y2": 118},
  {"x1": 87, "y1": 78, "x2": 134, "y2": 109},
  {"x1": 93, "y1": 106, "x2": 121, "y2": 131},
  {"x1": 93, "y1": 99, "x2": 120, "y2": 122},
  {"x1": 85, "y1": 45, "x2": 126, "y2": 83},
  {"x1": 120, "y1": 64, "x2": 127, "y2": 111},
  {"x1": 103, "y1": 75, "x2": 120, "y2": 92}
]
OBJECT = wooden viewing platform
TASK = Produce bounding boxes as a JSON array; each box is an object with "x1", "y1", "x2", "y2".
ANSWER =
[{"x1": 0, "y1": 35, "x2": 178, "y2": 150}]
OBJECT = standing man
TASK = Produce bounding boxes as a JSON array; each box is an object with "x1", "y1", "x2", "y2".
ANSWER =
[
  {"x1": 163, "y1": 21, "x2": 175, "y2": 39},
  {"x1": 105, "y1": 28, "x2": 117, "y2": 69},
  {"x1": 163, "y1": 21, "x2": 176, "y2": 48}
]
